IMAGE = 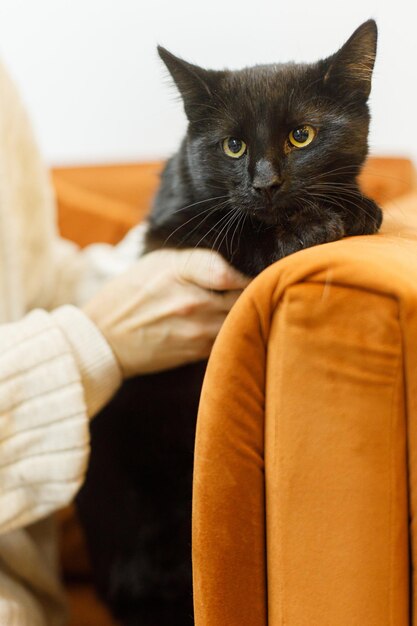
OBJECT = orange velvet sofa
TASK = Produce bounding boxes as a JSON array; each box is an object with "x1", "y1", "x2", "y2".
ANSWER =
[{"x1": 53, "y1": 157, "x2": 417, "y2": 625}]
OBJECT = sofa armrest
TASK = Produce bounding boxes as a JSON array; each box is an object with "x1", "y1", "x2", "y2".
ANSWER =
[{"x1": 193, "y1": 228, "x2": 417, "y2": 625}]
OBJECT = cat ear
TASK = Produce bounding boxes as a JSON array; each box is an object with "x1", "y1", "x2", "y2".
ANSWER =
[
  {"x1": 157, "y1": 46, "x2": 221, "y2": 122},
  {"x1": 322, "y1": 20, "x2": 377, "y2": 101}
]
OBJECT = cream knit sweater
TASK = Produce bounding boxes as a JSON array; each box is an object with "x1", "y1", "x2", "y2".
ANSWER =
[{"x1": 0, "y1": 62, "x2": 143, "y2": 624}]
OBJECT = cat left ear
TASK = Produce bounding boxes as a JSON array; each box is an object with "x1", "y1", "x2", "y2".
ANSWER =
[
  {"x1": 323, "y1": 19, "x2": 378, "y2": 101},
  {"x1": 157, "y1": 46, "x2": 221, "y2": 122}
]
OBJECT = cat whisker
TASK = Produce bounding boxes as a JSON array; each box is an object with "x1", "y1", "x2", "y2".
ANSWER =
[
  {"x1": 191, "y1": 205, "x2": 236, "y2": 252},
  {"x1": 171, "y1": 194, "x2": 229, "y2": 215},
  {"x1": 305, "y1": 162, "x2": 412, "y2": 189},
  {"x1": 210, "y1": 207, "x2": 241, "y2": 255},
  {"x1": 308, "y1": 182, "x2": 409, "y2": 218},
  {"x1": 305, "y1": 190, "x2": 376, "y2": 223},
  {"x1": 305, "y1": 191, "x2": 360, "y2": 223},
  {"x1": 163, "y1": 200, "x2": 231, "y2": 246},
  {"x1": 309, "y1": 181, "x2": 362, "y2": 189},
  {"x1": 237, "y1": 212, "x2": 248, "y2": 255},
  {"x1": 309, "y1": 183, "x2": 366, "y2": 198},
  {"x1": 304, "y1": 164, "x2": 362, "y2": 180},
  {"x1": 177, "y1": 200, "x2": 232, "y2": 248},
  {"x1": 230, "y1": 210, "x2": 246, "y2": 259},
  {"x1": 222, "y1": 209, "x2": 243, "y2": 257},
  {"x1": 308, "y1": 186, "x2": 378, "y2": 215}
]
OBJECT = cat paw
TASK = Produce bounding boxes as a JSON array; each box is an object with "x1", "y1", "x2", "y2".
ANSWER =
[
  {"x1": 344, "y1": 196, "x2": 383, "y2": 236},
  {"x1": 277, "y1": 214, "x2": 345, "y2": 258}
]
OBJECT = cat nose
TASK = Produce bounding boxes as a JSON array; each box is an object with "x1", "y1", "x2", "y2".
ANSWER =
[
  {"x1": 252, "y1": 176, "x2": 283, "y2": 196},
  {"x1": 252, "y1": 158, "x2": 283, "y2": 197}
]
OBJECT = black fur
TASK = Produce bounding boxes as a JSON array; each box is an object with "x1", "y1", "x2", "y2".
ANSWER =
[{"x1": 76, "y1": 20, "x2": 382, "y2": 625}]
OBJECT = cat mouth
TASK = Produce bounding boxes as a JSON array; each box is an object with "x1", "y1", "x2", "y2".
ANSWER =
[
  {"x1": 248, "y1": 199, "x2": 308, "y2": 226},
  {"x1": 249, "y1": 207, "x2": 279, "y2": 225}
]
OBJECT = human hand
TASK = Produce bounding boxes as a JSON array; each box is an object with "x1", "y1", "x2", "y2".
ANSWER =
[{"x1": 83, "y1": 248, "x2": 250, "y2": 376}]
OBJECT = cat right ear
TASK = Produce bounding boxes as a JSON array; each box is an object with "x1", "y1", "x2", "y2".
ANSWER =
[
  {"x1": 322, "y1": 20, "x2": 378, "y2": 102},
  {"x1": 157, "y1": 46, "x2": 222, "y2": 122}
]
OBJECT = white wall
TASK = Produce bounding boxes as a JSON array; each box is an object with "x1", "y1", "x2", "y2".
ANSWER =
[{"x1": 0, "y1": 0, "x2": 415, "y2": 166}]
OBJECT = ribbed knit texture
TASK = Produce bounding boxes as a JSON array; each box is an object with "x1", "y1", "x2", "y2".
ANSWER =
[
  {"x1": 52, "y1": 305, "x2": 122, "y2": 418},
  {"x1": 0, "y1": 309, "x2": 89, "y2": 534}
]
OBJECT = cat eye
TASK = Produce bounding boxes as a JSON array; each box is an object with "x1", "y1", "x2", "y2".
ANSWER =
[
  {"x1": 288, "y1": 125, "x2": 316, "y2": 148},
  {"x1": 223, "y1": 137, "x2": 247, "y2": 159}
]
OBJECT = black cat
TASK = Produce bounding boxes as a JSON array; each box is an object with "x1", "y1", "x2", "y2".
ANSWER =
[{"x1": 76, "y1": 20, "x2": 382, "y2": 626}]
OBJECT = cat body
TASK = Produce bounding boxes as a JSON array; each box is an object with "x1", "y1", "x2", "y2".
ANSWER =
[{"x1": 76, "y1": 20, "x2": 382, "y2": 625}]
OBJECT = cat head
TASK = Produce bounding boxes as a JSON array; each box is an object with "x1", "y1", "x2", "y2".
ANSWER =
[{"x1": 158, "y1": 20, "x2": 378, "y2": 227}]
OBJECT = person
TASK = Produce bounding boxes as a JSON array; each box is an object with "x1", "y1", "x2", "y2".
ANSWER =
[{"x1": 0, "y1": 61, "x2": 248, "y2": 624}]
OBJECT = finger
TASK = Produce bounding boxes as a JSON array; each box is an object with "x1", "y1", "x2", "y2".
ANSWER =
[
  {"x1": 206, "y1": 289, "x2": 244, "y2": 313},
  {"x1": 197, "y1": 312, "x2": 231, "y2": 338},
  {"x1": 176, "y1": 249, "x2": 250, "y2": 290},
  {"x1": 183, "y1": 315, "x2": 230, "y2": 358}
]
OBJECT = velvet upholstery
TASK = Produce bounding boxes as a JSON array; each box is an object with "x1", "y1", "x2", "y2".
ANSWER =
[{"x1": 193, "y1": 233, "x2": 417, "y2": 624}]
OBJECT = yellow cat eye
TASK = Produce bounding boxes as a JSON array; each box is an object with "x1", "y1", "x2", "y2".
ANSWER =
[
  {"x1": 288, "y1": 125, "x2": 316, "y2": 148},
  {"x1": 223, "y1": 137, "x2": 247, "y2": 159}
]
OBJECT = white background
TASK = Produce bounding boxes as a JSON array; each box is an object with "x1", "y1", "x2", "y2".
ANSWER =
[{"x1": 0, "y1": 0, "x2": 414, "y2": 166}]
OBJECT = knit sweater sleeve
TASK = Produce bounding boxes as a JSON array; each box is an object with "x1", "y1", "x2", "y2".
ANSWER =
[{"x1": 0, "y1": 306, "x2": 121, "y2": 534}]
